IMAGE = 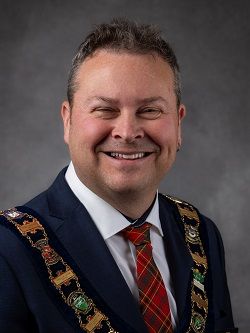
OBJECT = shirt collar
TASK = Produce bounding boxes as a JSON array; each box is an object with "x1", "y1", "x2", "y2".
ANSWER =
[{"x1": 65, "y1": 162, "x2": 163, "y2": 239}]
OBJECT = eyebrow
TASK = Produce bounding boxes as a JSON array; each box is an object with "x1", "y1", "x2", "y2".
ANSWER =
[
  {"x1": 137, "y1": 96, "x2": 169, "y2": 106},
  {"x1": 88, "y1": 96, "x2": 119, "y2": 104},
  {"x1": 87, "y1": 96, "x2": 169, "y2": 106}
]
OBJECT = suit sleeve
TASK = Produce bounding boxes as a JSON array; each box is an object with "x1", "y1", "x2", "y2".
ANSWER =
[
  {"x1": 204, "y1": 216, "x2": 238, "y2": 332},
  {"x1": 0, "y1": 253, "x2": 37, "y2": 333}
]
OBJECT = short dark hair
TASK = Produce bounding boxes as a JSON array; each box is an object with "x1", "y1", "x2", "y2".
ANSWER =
[{"x1": 67, "y1": 18, "x2": 181, "y2": 107}]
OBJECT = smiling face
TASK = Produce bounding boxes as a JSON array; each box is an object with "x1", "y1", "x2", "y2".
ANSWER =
[{"x1": 62, "y1": 50, "x2": 185, "y2": 205}]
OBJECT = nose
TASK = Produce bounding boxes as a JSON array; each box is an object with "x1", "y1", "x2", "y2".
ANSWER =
[{"x1": 111, "y1": 112, "x2": 144, "y2": 142}]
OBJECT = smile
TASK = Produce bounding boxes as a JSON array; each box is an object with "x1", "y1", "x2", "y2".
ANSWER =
[{"x1": 106, "y1": 152, "x2": 151, "y2": 160}]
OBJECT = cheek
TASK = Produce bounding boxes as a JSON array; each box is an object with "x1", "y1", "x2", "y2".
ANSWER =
[
  {"x1": 148, "y1": 120, "x2": 179, "y2": 148},
  {"x1": 70, "y1": 118, "x2": 111, "y2": 149}
]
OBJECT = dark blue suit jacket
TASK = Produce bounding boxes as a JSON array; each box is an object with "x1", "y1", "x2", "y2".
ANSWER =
[{"x1": 0, "y1": 169, "x2": 237, "y2": 332}]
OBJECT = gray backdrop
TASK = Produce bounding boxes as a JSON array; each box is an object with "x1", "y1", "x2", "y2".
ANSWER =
[{"x1": 1, "y1": 0, "x2": 249, "y2": 330}]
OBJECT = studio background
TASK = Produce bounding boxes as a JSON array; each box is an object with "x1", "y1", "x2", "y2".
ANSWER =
[{"x1": 1, "y1": 0, "x2": 249, "y2": 331}]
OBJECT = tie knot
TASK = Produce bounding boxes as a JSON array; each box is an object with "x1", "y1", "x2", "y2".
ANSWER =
[{"x1": 123, "y1": 222, "x2": 151, "y2": 246}]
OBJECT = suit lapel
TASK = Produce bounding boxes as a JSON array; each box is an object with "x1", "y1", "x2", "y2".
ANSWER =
[
  {"x1": 159, "y1": 195, "x2": 193, "y2": 328},
  {"x1": 46, "y1": 170, "x2": 148, "y2": 333}
]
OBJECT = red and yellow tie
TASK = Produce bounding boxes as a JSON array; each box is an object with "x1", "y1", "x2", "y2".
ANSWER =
[{"x1": 123, "y1": 222, "x2": 173, "y2": 333}]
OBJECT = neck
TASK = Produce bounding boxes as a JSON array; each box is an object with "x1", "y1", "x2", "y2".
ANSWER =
[{"x1": 97, "y1": 190, "x2": 157, "y2": 219}]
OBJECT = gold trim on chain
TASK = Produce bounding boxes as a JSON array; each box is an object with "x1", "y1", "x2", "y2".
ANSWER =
[
  {"x1": 165, "y1": 195, "x2": 208, "y2": 333},
  {"x1": 0, "y1": 208, "x2": 118, "y2": 333}
]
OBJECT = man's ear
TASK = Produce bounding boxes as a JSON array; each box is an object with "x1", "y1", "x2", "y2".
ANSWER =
[
  {"x1": 177, "y1": 104, "x2": 186, "y2": 149},
  {"x1": 61, "y1": 101, "x2": 71, "y2": 145}
]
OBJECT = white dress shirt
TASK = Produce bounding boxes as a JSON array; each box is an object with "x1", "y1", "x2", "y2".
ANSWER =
[{"x1": 65, "y1": 162, "x2": 178, "y2": 327}]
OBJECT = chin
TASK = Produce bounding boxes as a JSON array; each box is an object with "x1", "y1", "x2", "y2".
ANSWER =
[{"x1": 106, "y1": 178, "x2": 153, "y2": 195}]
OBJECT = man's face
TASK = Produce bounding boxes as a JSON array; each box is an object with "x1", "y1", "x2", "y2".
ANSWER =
[{"x1": 62, "y1": 50, "x2": 185, "y2": 201}]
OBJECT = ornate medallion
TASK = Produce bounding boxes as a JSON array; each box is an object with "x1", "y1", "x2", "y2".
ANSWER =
[
  {"x1": 3, "y1": 208, "x2": 24, "y2": 219},
  {"x1": 35, "y1": 239, "x2": 60, "y2": 265},
  {"x1": 186, "y1": 225, "x2": 199, "y2": 244},
  {"x1": 191, "y1": 312, "x2": 206, "y2": 332},
  {"x1": 67, "y1": 291, "x2": 93, "y2": 314}
]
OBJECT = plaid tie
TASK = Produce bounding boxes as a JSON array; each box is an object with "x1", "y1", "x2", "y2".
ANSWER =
[{"x1": 123, "y1": 222, "x2": 172, "y2": 333}]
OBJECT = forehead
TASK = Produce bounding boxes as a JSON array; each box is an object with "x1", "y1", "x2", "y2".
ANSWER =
[{"x1": 74, "y1": 50, "x2": 176, "y2": 103}]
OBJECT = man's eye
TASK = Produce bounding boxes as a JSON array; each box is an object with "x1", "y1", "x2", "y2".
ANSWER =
[
  {"x1": 138, "y1": 108, "x2": 162, "y2": 119},
  {"x1": 93, "y1": 108, "x2": 118, "y2": 119}
]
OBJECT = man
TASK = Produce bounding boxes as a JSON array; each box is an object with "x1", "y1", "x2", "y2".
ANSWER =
[{"x1": 0, "y1": 18, "x2": 237, "y2": 333}]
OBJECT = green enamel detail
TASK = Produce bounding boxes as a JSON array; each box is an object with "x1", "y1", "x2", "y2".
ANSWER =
[
  {"x1": 192, "y1": 314, "x2": 205, "y2": 331},
  {"x1": 193, "y1": 270, "x2": 205, "y2": 283},
  {"x1": 73, "y1": 295, "x2": 89, "y2": 311},
  {"x1": 193, "y1": 316, "x2": 202, "y2": 329}
]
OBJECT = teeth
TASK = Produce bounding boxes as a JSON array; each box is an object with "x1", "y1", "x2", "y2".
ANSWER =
[{"x1": 110, "y1": 152, "x2": 145, "y2": 159}]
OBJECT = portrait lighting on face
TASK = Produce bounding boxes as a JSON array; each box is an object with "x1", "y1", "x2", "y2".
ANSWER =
[{"x1": 0, "y1": 17, "x2": 238, "y2": 333}]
